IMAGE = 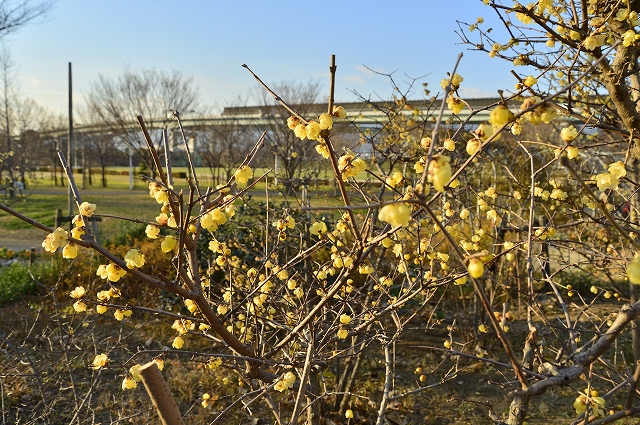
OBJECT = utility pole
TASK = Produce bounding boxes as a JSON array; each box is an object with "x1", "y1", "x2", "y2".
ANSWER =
[{"x1": 68, "y1": 62, "x2": 73, "y2": 220}]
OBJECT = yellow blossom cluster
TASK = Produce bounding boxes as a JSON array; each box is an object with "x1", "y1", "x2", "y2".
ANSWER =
[
  {"x1": 234, "y1": 165, "x2": 253, "y2": 185},
  {"x1": 519, "y1": 97, "x2": 557, "y2": 125},
  {"x1": 385, "y1": 171, "x2": 404, "y2": 188},
  {"x1": 573, "y1": 389, "x2": 605, "y2": 417},
  {"x1": 42, "y1": 227, "x2": 69, "y2": 253},
  {"x1": 70, "y1": 286, "x2": 87, "y2": 312},
  {"x1": 595, "y1": 161, "x2": 626, "y2": 192},
  {"x1": 338, "y1": 153, "x2": 367, "y2": 180},
  {"x1": 201, "y1": 207, "x2": 228, "y2": 232},
  {"x1": 289, "y1": 105, "x2": 346, "y2": 143},
  {"x1": 96, "y1": 263, "x2": 127, "y2": 282},
  {"x1": 378, "y1": 203, "x2": 411, "y2": 227},
  {"x1": 273, "y1": 215, "x2": 295, "y2": 240},
  {"x1": 148, "y1": 182, "x2": 169, "y2": 204},
  {"x1": 440, "y1": 73, "x2": 464, "y2": 91},
  {"x1": 274, "y1": 371, "x2": 296, "y2": 392}
]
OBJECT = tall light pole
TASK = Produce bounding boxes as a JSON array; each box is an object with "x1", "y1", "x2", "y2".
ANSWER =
[{"x1": 68, "y1": 62, "x2": 73, "y2": 220}]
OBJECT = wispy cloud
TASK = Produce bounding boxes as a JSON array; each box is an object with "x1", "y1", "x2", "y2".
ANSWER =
[
  {"x1": 459, "y1": 86, "x2": 496, "y2": 98},
  {"x1": 342, "y1": 65, "x2": 387, "y2": 86},
  {"x1": 29, "y1": 77, "x2": 46, "y2": 87}
]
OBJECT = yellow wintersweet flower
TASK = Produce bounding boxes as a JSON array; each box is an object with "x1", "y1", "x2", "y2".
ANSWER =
[
  {"x1": 319, "y1": 113, "x2": 333, "y2": 130},
  {"x1": 566, "y1": 146, "x2": 579, "y2": 159},
  {"x1": 468, "y1": 258, "x2": 485, "y2": 278},
  {"x1": 523, "y1": 75, "x2": 537, "y2": 87},
  {"x1": 573, "y1": 390, "x2": 605, "y2": 417},
  {"x1": 129, "y1": 364, "x2": 142, "y2": 382},
  {"x1": 90, "y1": 353, "x2": 109, "y2": 369},
  {"x1": 70, "y1": 286, "x2": 86, "y2": 299},
  {"x1": 428, "y1": 156, "x2": 452, "y2": 193},
  {"x1": 338, "y1": 153, "x2": 367, "y2": 180},
  {"x1": 234, "y1": 165, "x2": 253, "y2": 185},
  {"x1": 172, "y1": 336, "x2": 184, "y2": 349},
  {"x1": 185, "y1": 299, "x2": 198, "y2": 313},
  {"x1": 122, "y1": 376, "x2": 137, "y2": 390},
  {"x1": 211, "y1": 208, "x2": 227, "y2": 225},
  {"x1": 310, "y1": 221, "x2": 328, "y2": 236},
  {"x1": 595, "y1": 172, "x2": 619, "y2": 191},
  {"x1": 489, "y1": 105, "x2": 513, "y2": 126},
  {"x1": 584, "y1": 34, "x2": 605, "y2": 51},
  {"x1": 96, "y1": 264, "x2": 109, "y2": 280},
  {"x1": 172, "y1": 319, "x2": 192, "y2": 335},
  {"x1": 608, "y1": 161, "x2": 626, "y2": 180},
  {"x1": 145, "y1": 224, "x2": 160, "y2": 239},
  {"x1": 294, "y1": 123, "x2": 307, "y2": 140},
  {"x1": 345, "y1": 409, "x2": 354, "y2": 419},
  {"x1": 73, "y1": 300, "x2": 87, "y2": 312},
  {"x1": 114, "y1": 309, "x2": 125, "y2": 321},
  {"x1": 340, "y1": 314, "x2": 352, "y2": 324},
  {"x1": 306, "y1": 121, "x2": 321, "y2": 140},
  {"x1": 71, "y1": 225, "x2": 87, "y2": 240},
  {"x1": 315, "y1": 142, "x2": 330, "y2": 159},
  {"x1": 153, "y1": 358, "x2": 164, "y2": 370},
  {"x1": 42, "y1": 227, "x2": 69, "y2": 253},
  {"x1": 443, "y1": 138, "x2": 455, "y2": 151},
  {"x1": 440, "y1": 73, "x2": 464, "y2": 91},
  {"x1": 96, "y1": 305, "x2": 107, "y2": 314},
  {"x1": 287, "y1": 116, "x2": 300, "y2": 130},
  {"x1": 79, "y1": 202, "x2": 96, "y2": 217},
  {"x1": 378, "y1": 203, "x2": 411, "y2": 227},
  {"x1": 337, "y1": 328, "x2": 348, "y2": 339},
  {"x1": 628, "y1": 256, "x2": 640, "y2": 284},
  {"x1": 446, "y1": 95, "x2": 464, "y2": 114},
  {"x1": 560, "y1": 126, "x2": 579, "y2": 143},
  {"x1": 515, "y1": 11, "x2": 532, "y2": 24},
  {"x1": 201, "y1": 393, "x2": 211, "y2": 408},
  {"x1": 466, "y1": 139, "x2": 480, "y2": 155},
  {"x1": 358, "y1": 264, "x2": 374, "y2": 274},
  {"x1": 332, "y1": 105, "x2": 347, "y2": 119},
  {"x1": 124, "y1": 249, "x2": 145, "y2": 269},
  {"x1": 207, "y1": 357, "x2": 222, "y2": 369},
  {"x1": 385, "y1": 171, "x2": 404, "y2": 188},
  {"x1": 161, "y1": 235, "x2": 177, "y2": 253},
  {"x1": 623, "y1": 29, "x2": 639, "y2": 47},
  {"x1": 106, "y1": 263, "x2": 127, "y2": 282}
]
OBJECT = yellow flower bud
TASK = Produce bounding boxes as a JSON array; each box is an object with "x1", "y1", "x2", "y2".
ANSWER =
[{"x1": 467, "y1": 258, "x2": 485, "y2": 278}]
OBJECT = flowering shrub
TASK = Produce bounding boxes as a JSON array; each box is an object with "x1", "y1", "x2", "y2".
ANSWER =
[{"x1": 6, "y1": 2, "x2": 640, "y2": 423}]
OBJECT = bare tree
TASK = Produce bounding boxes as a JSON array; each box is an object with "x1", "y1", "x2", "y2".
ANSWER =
[
  {"x1": 0, "y1": 0, "x2": 52, "y2": 38},
  {"x1": 197, "y1": 116, "x2": 253, "y2": 186},
  {"x1": 252, "y1": 80, "x2": 323, "y2": 192},
  {"x1": 0, "y1": 49, "x2": 52, "y2": 192},
  {"x1": 84, "y1": 68, "x2": 201, "y2": 177}
]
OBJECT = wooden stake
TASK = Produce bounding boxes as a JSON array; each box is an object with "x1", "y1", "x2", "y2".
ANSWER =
[{"x1": 139, "y1": 361, "x2": 185, "y2": 425}]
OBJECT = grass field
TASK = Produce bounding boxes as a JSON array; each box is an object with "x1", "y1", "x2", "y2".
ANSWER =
[
  {"x1": 24, "y1": 165, "x2": 340, "y2": 191},
  {"x1": 0, "y1": 165, "x2": 367, "y2": 250}
]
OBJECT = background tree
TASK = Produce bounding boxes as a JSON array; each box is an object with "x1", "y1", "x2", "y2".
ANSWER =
[
  {"x1": 0, "y1": 0, "x2": 52, "y2": 38},
  {"x1": 196, "y1": 115, "x2": 253, "y2": 186},
  {"x1": 251, "y1": 80, "x2": 323, "y2": 192},
  {"x1": 84, "y1": 68, "x2": 201, "y2": 178}
]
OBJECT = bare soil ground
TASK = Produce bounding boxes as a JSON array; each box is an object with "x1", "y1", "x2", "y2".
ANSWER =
[{"x1": 2, "y1": 292, "x2": 638, "y2": 425}]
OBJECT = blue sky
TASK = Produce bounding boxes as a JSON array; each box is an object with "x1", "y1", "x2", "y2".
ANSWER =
[{"x1": 4, "y1": 0, "x2": 516, "y2": 116}]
